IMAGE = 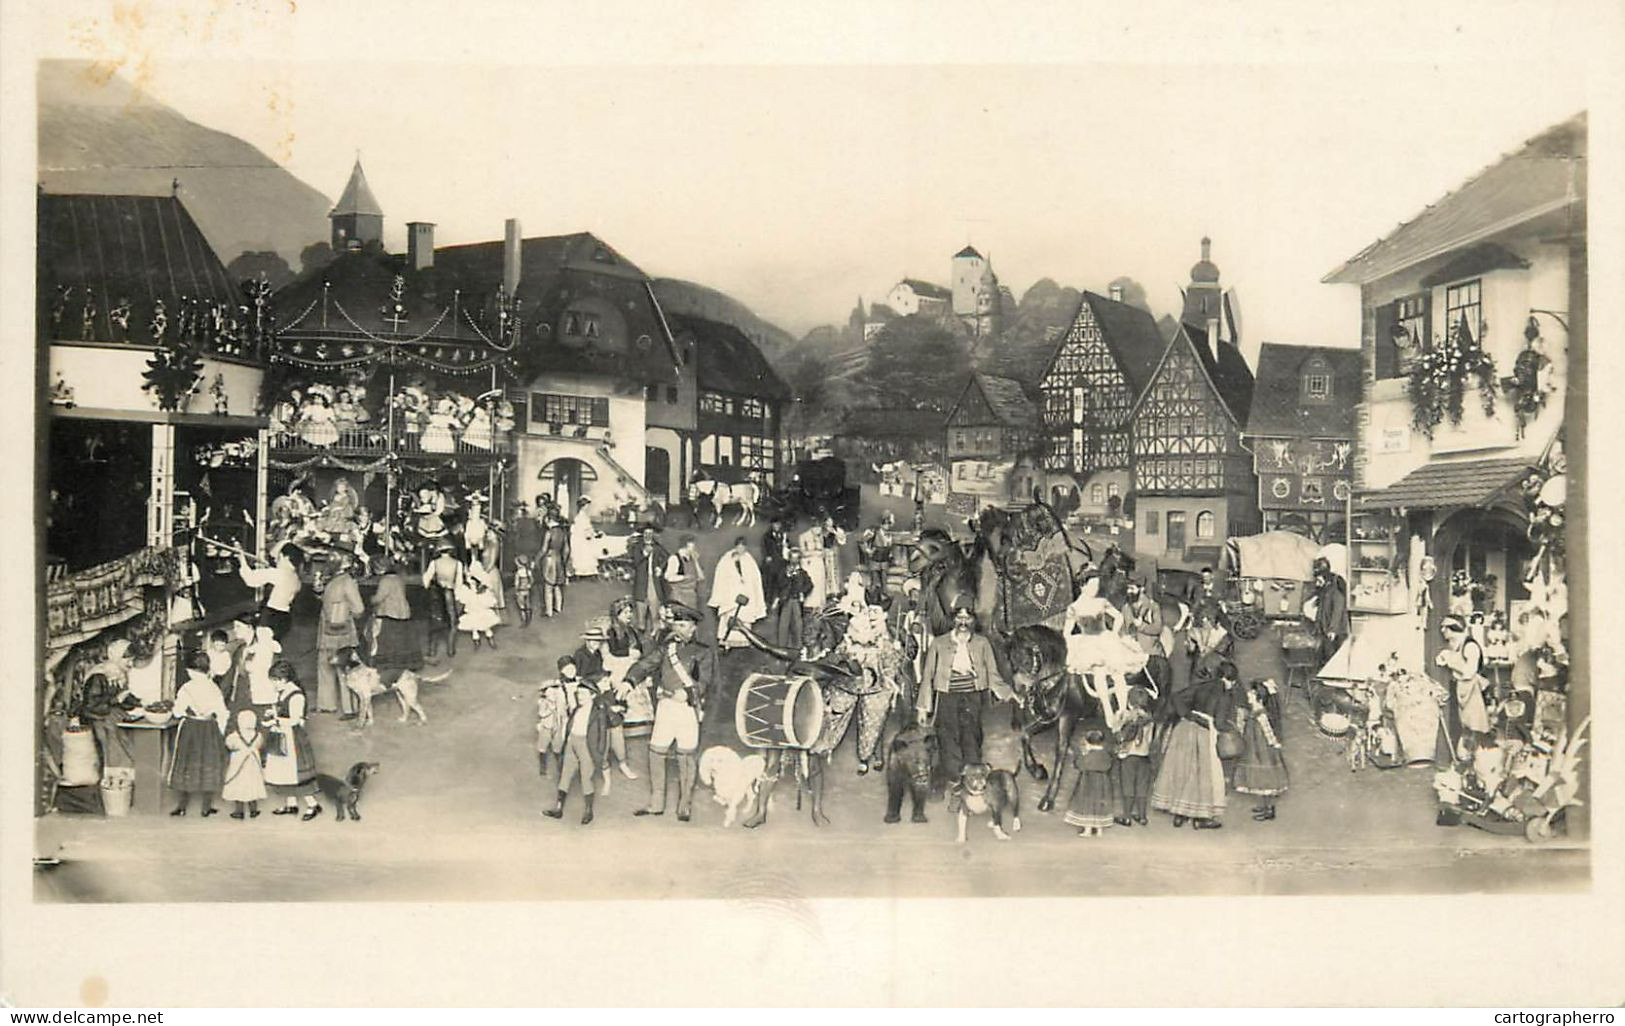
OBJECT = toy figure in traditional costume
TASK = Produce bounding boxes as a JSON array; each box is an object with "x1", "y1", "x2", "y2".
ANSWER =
[
  {"x1": 316, "y1": 476, "x2": 362, "y2": 538},
  {"x1": 824, "y1": 599, "x2": 905, "y2": 774},
  {"x1": 461, "y1": 398, "x2": 495, "y2": 450},
  {"x1": 709, "y1": 537, "x2": 768, "y2": 649},
  {"x1": 412, "y1": 482, "x2": 449, "y2": 547},
  {"x1": 423, "y1": 397, "x2": 460, "y2": 454},
  {"x1": 299, "y1": 387, "x2": 340, "y2": 448}
]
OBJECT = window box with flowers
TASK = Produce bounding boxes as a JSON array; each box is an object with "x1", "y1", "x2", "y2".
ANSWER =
[{"x1": 1407, "y1": 314, "x2": 1499, "y2": 438}]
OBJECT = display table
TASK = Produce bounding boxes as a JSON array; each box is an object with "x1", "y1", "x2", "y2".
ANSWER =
[{"x1": 114, "y1": 720, "x2": 174, "y2": 816}]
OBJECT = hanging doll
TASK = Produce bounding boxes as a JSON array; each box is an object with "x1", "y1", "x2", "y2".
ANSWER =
[{"x1": 1233, "y1": 679, "x2": 1290, "y2": 821}]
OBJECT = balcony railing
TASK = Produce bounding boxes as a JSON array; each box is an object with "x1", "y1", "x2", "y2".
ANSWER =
[{"x1": 271, "y1": 425, "x2": 512, "y2": 457}]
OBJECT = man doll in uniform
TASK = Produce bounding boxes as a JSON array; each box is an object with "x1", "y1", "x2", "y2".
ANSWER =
[{"x1": 625, "y1": 603, "x2": 712, "y2": 821}]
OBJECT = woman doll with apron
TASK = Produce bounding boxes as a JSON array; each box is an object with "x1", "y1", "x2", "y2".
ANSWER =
[{"x1": 263, "y1": 660, "x2": 322, "y2": 820}]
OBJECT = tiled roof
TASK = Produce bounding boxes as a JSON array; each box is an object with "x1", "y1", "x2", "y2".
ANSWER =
[
  {"x1": 669, "y1": 312, "x2": 790, "y2": 401},
  {"x1": 1323, "y1": 114, "x2": 1586, "y2": 285},
  {"x1": 969, "y1": 373, "x2": 1040, "y2": 429},
  {"x1": 897, "y1": 278, "x2": 952, "y2": 300},
  {"x1": 1358, "y1": 457, "x2": 1534, "y2": 511},
  {"x1": 331, "y1": 160, "x2": 383, "y2": 218},
  {"x1": 39, "y1": 192, "x2": 238, "y2": 344},
  {"x1": 1244, "y1": 343, "x2": 1362, "y2": 438}
]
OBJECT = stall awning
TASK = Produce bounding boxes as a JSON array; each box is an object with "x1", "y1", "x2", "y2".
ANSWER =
[{"x1": 1357, "y1": 457, "x2": 1533, "y2": 511}]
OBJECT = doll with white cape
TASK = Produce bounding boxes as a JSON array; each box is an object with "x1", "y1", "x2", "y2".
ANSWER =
[{"x1": 709, "y1": 539, "x2": 768, "y2": 648}]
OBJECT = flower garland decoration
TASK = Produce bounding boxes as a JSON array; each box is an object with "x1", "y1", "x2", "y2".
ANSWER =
[
  {"x1": 1407, "y1": 313, "x2": 1499, "y2": 437},
  {"x1": 1501, "y1": 318, "x2": 1555, "y2": 440}
]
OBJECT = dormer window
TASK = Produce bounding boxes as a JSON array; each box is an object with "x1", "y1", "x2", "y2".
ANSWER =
[{"x1": 1301, "y1": 356, "x2": 1333, "y2": 404}]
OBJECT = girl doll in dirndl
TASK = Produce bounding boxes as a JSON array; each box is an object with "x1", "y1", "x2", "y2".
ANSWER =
[
  {"x1": 1064, "y1": 726, "x2": 1117, "y2": 837},
  {"x1": 1232, "y1": 679, "x2": 1290, "y2": 821},
  {"x1": 264, "y1": 660, "x2": 322, "y2": 820},
  {"x1": 222, "y1": 708, "x2": 268, "y2": 819},
  {"x1": 168, "y1": 650, "x2": 231, "y2": 817}
]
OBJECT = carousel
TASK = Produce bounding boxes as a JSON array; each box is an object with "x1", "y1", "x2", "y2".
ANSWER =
[{"x1": 257, "y1": 253, "x2": 531, "y2": 580}]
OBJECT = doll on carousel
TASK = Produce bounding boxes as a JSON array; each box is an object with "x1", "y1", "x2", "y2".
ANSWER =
[
  {"x1": 299, "y1": 386, "x2": 340, "y2": 448},
  {"x1": 333, "y1": 388, "x2": 370, "y2": 436},
  {"x1": 413, "y1": 481, "x2": 450, "y2": 546},
  {"x1": 462, "y1": 396, "x2": 495, "y2": 450},
  {"x1": 423, "y1": 397, "x2": 460, "y2": 454},
  {"x1": 269, "y1": 388, "x2": 302, "y2": 441},
  {"x1": 315, "y1": 475, "x2": 362, "y2": 538}
]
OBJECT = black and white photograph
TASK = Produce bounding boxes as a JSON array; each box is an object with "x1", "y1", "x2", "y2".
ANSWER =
[{"x1": 2, "y1": 0, "x2": 1622, "y2": 1010}]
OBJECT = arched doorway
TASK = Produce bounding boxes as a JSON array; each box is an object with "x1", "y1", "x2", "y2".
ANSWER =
[
  {"x1": 536, "y1": 458, "x2": 597, "y2": 513},
  {"x1": 1424, "y1": 505, "x2": 1533, "y2": 671}
]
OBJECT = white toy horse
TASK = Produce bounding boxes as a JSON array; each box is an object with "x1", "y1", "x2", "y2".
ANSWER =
[{"x1": 689, "y1": 473, "x2": 760, "y2": 527}]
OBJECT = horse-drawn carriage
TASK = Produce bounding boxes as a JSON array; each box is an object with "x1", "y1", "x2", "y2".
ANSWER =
[{"x1": 769, "y1": 456, "x2": 860, "y2": 530}]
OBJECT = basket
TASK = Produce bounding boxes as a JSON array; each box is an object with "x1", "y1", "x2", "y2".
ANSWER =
[{"x1": 99, "y1": 767, "x2": 136, "y2": 817}]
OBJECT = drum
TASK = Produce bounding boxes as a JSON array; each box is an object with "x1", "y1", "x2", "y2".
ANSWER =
[{"x1": 735, "y1": 673, "x2": 825, "y2": 750}]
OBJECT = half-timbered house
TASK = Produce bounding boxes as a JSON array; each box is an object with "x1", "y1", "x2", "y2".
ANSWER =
[
  {"x1": 669, "y1": 312, "x2": 790, "y2": 487},
  {"x1": 944, "y1": 373, "x2": 1041, "y2": 506},
  {"x1": 1037, "y1": 288, "x2": 1165, "y2": 516},
  {"x1": 1129, "y1": 321, "x2": 1257, "y2": 572}
]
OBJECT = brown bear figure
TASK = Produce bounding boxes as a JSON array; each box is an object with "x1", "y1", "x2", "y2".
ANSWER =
[{"x1": 884, "y1": 723, "x2": 937, "y2": 824}]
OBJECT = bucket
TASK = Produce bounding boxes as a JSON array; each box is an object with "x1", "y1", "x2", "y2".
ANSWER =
[{"x1": 99, "y1": 767, "x2": 136, "y2": 817}]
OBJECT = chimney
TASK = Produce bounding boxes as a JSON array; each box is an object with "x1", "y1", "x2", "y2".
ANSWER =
[
  {"x1": 1109, "y1": 283, "x2": 1124, "y2": 302},
  {"x1": 503, "y1": 219, "x2": 522, "y2": 296},
  {"x1": 407, "y1": 222, "x2": 435, "y2": 271}
]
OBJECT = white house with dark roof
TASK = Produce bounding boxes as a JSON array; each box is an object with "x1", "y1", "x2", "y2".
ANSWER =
[
  {"x1": 884, "y1": 278, "x2": 952, "y2": 318},
  {"x1": 1321, "y1": 113, "x2": 1585, "y2": 761}
]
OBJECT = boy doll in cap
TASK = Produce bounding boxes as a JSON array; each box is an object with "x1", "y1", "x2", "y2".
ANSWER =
[{"x1": 544, "y1": 656, "x2": 607, "y2": 826}]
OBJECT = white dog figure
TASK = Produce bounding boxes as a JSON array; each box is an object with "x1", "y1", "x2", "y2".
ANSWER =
[{"x1": 698, "y1": 746, "x2": 767, "y2": 827}]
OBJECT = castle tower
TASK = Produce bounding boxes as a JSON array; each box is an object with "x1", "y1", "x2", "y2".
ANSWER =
[
  {"x1": 330, "y1": 159, "x2": 384, "y2": 252},
  {"x1": 952, "y1": 245, "x2": 986, "y2": 316},
  {"x1": 974, "y1": 259, "x2": 1002, "y2": 337}
]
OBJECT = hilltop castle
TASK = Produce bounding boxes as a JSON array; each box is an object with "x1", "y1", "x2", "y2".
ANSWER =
[{"x1": 867, "y1": 245, "x2": 1010, "y2": 341}]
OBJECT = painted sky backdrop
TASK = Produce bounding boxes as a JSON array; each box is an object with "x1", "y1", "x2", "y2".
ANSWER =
[{"x1": 30, "y1": 5, "x2": 1592, "y2": 361}]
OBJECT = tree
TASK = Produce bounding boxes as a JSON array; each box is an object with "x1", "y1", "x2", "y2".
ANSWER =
[
  {"x1": 865, "y1": 315, "x2": 971, "y2": 410},
  {"x1": 226, "y1": 250, "x2": 295, "y2": 289},
  {"x1": 299, "y1": 241, "x2": 338, "y2": 277},
  {"x1": 1106, "y1": 276, "x2": 1152, "y2": 313}
]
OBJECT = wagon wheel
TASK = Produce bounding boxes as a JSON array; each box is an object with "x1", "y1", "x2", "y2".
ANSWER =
[
  {"x1": 1231, "y1": 608, "x2": 1264, "y2": 640},
  {"x1": 1524, "y1": 816, "x2": 1554, "y2": 844}
]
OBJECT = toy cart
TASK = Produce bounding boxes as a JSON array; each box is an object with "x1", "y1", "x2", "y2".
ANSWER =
[{"x1": 1457, "y1": 807, "x2": 1566, "y2": 844}]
